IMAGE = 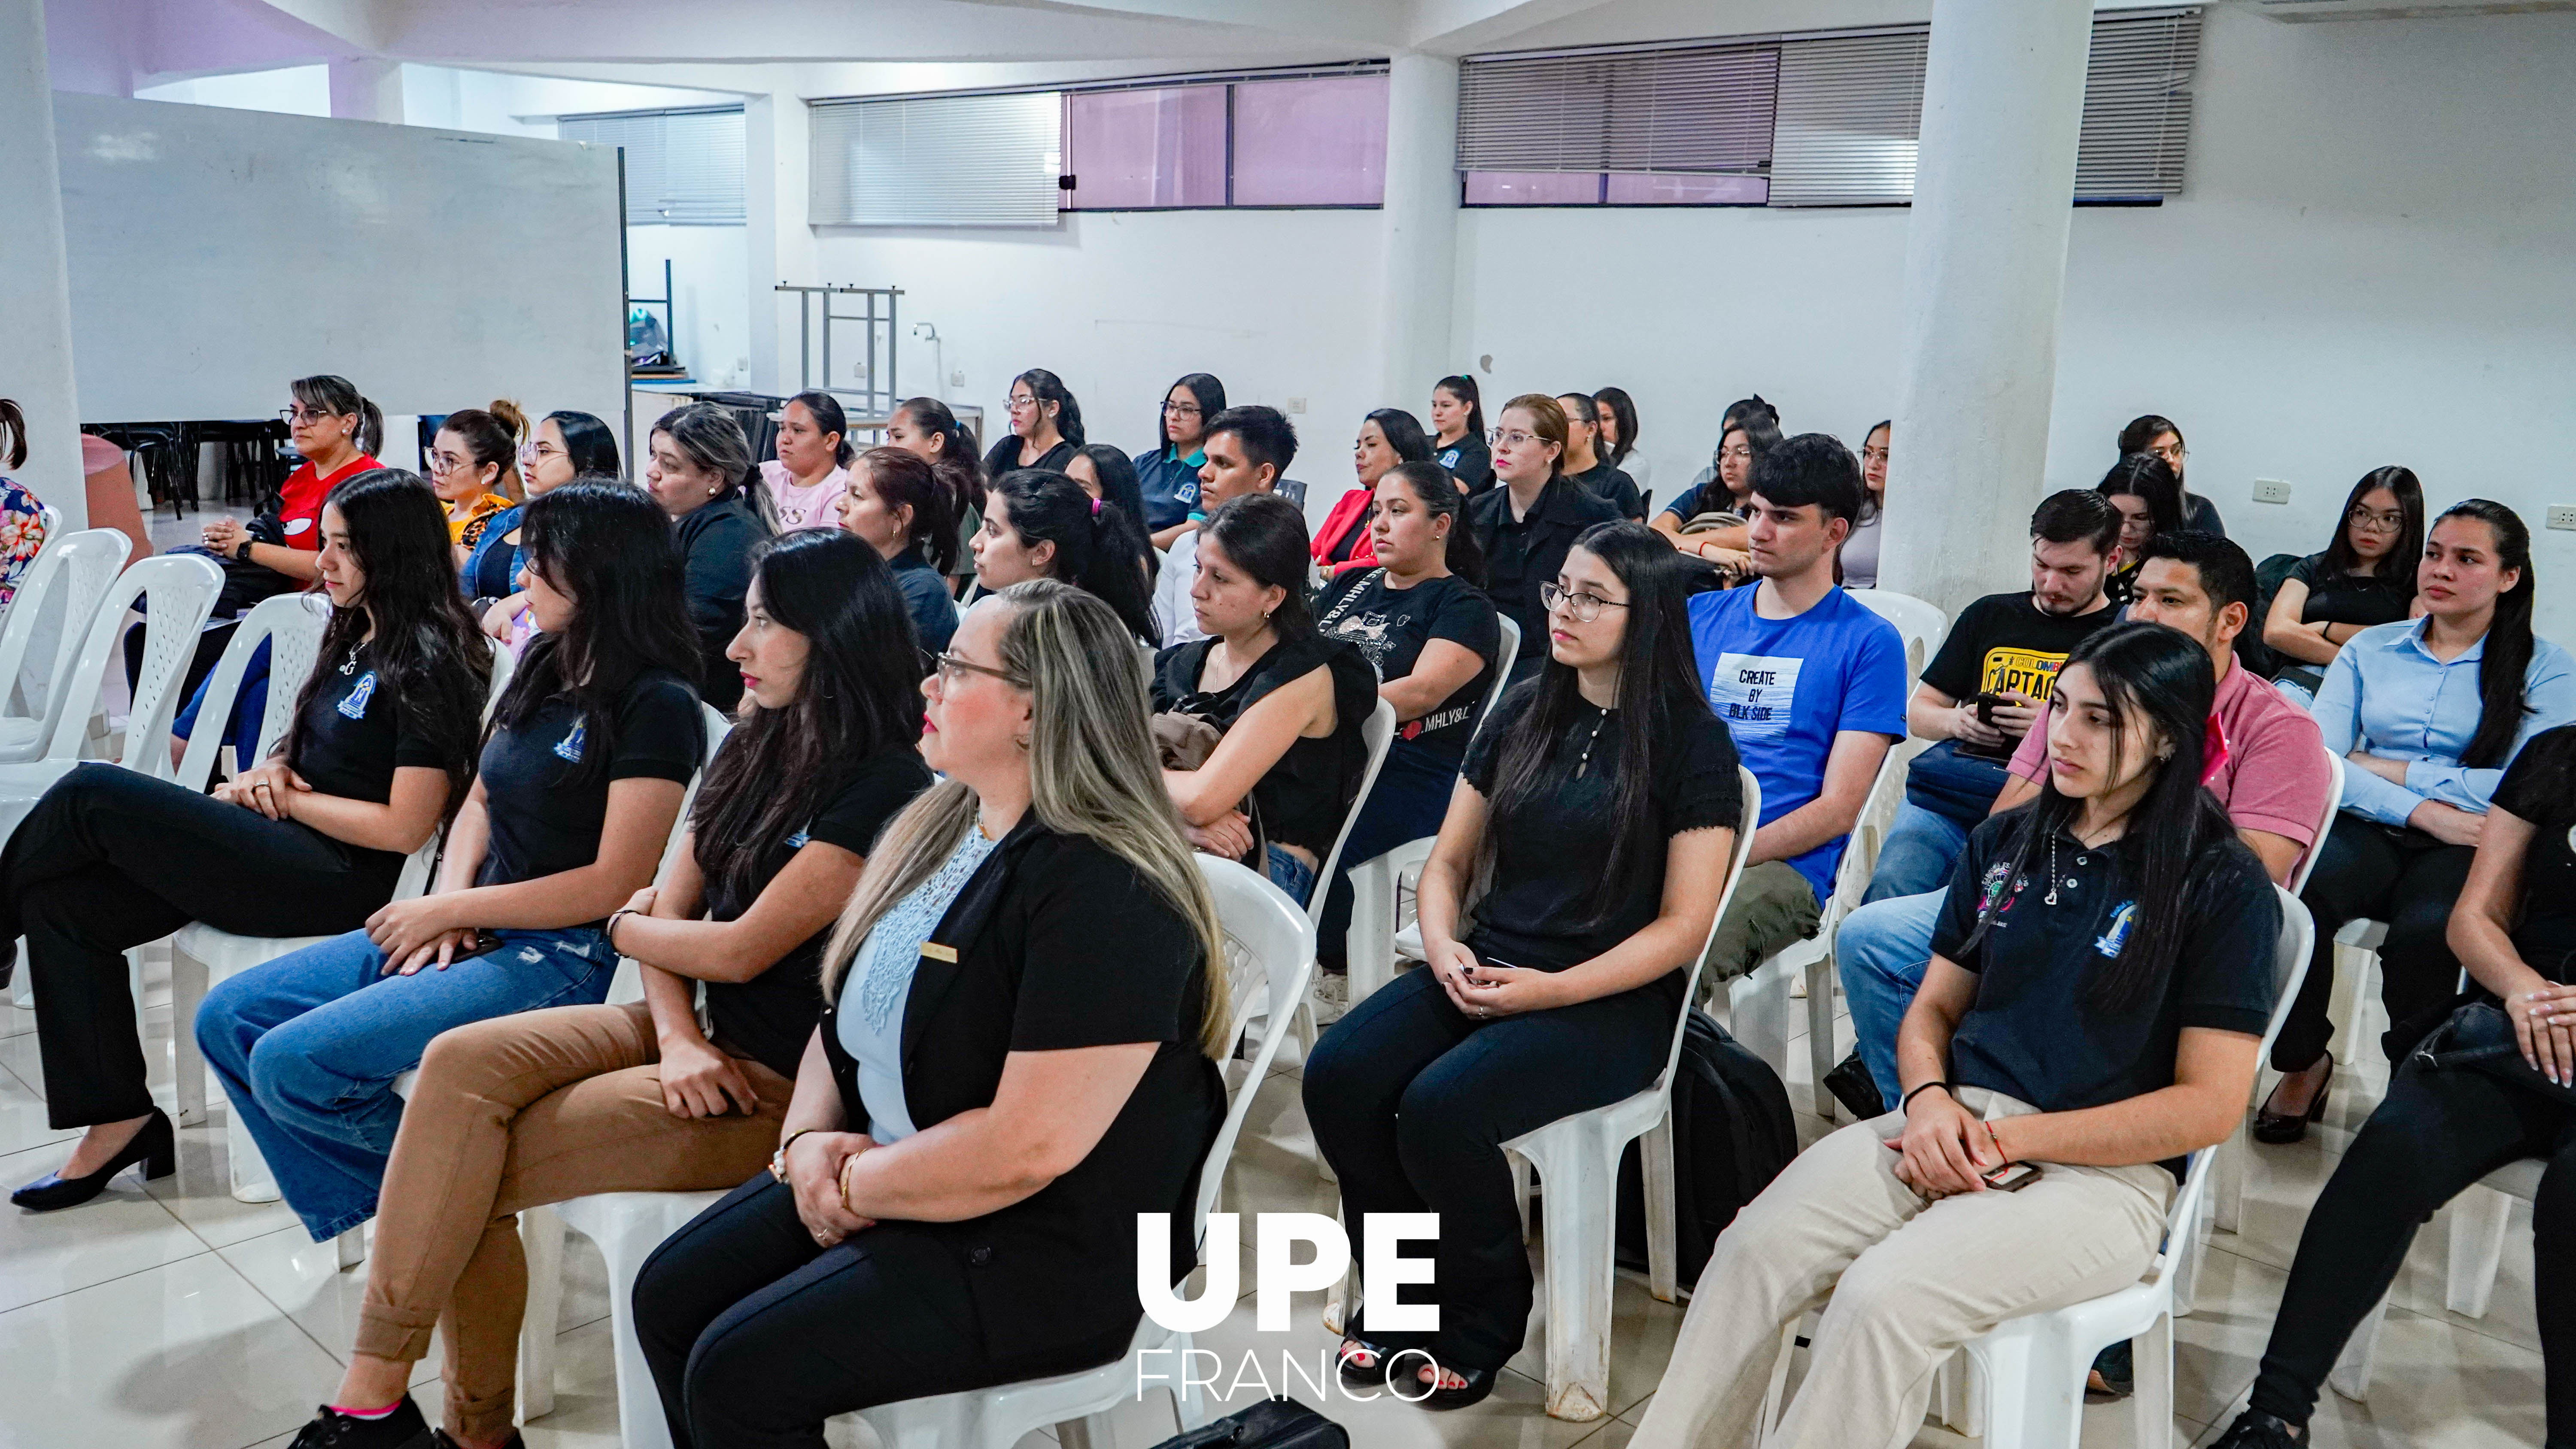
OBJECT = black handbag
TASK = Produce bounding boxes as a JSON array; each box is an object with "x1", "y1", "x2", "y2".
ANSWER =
[
  {"x1": 1147, "y1": 1398, "x2": 1347, "y2": 1449},
  {"x1": 2412, "y1": 997, "x2": 2576, "y2": 1108}
]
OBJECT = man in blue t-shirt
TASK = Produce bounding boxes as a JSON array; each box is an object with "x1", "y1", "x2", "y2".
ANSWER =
[{"x1": 1686, "y1": 433, "x2": 1909, "y2": 989}]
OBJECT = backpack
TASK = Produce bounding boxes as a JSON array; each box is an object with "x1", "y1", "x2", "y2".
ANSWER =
[
  {"x1": 2241, "y1": 552, "x2": 2306, "y2": 681},
  {"x1": 1613, "y1": 1009, "x2": 1799, "y2": 1290}
]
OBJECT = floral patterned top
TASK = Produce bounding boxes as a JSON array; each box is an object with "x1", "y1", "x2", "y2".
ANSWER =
[
  {"x1": 448, "y1": 492, "x2": 514, "y2": 549},
  {"x1": 0, "y1": 478, "x2": 48, "y2": 610}
]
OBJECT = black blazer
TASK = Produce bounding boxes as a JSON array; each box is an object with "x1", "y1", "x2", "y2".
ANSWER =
[
  {"x1": 817, "y1": 816, "x2": 1225, "y2": 1372},
  {"x1": 673, "y1": 489, "x2": 765, "y2": 710},
  {"x1": 1469, "y1": 476, "x2": 1624, "y2": 667}
]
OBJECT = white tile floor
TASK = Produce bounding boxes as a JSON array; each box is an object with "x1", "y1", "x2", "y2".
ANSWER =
[{"x1": 0, "y1": 947, "x2": 2552, "y2": 1449}]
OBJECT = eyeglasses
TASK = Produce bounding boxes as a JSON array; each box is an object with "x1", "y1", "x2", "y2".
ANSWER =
[
  {"x1": 931, "y1": 651, "x2": 1025, "y2": 689},
  {"x1": 277, "y1": 406, "x2": 340, "y2": 427},
  {"x1": 1540, "y1": 581, "x2": 1628, "y2": 624},
  {"x1": 1007, "y1": 394, "x2": 1038, "y2": 411},
  {"x1": 1161, "y1": 402, "x2": 1202, "y2": 418},
  {"x1": 1488, "y1": 428, "x2": 1544, "y2": 449},
  {"x1": 424, "y1": 449, "x2": 468, "y2": 476},
  {"x1": 1719, "y1": 445, "x2": 1754, "y2": 463},
  {"x1": 2152, "y1": 443, "x2": 2188, "y2": 464},
  {"x1": 2347, "y1": 505, "x2": 2407, "y2": 534},
  {"x1": 1861, "y1": 446, "x2": 1891, "y2": 464}
]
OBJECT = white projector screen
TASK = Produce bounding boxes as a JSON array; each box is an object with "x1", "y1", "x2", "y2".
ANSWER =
[{"x1": 53, "y1": 93, "x2": 627, "y2": 440}]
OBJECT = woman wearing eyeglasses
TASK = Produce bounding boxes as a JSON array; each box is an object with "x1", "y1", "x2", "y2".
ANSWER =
[
  {"x1": 1467, "y1": 394, "x2": 1624, "y2": 688},
  {"x1": 460, "y1": 409, "x2": 621, "y2": 624},
  {"x1": 200, "y1": 375, "x2": 384, "y2": 590},
  {"x1": 2262, "y1": 467, "x2": 2425, "y2": 697},
  {"x1": 984, "y1": 369, "x2": 1082, "y2": 482},
  {"x1": 1136, "y1": 373, "x2": 1225, "y2": 547},
  {"x1": 1649, "y1": 397, "x2": 1780, "y2": 572},
  {"x1": 2117, "y1": 413, "x2": 2224, "y2": 538},
  {"x1": 425, "y1": 402, "x2": 524, "y2": 558},
  {"x1": 1307, "y1": 521, "x2": 1741, "y2": 1408}
]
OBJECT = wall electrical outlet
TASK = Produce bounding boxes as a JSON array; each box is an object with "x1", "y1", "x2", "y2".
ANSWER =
[
  {"x1": 2252, "y1": 478, "x2": 2293, "y2": 505},
  {"x1": 1287, "y1": 397, "x2": 1308, "y2": 415},
  {"x1": 949, "y1": 369, "x2": 965, "y2": 388},
  {"x1": 2549, "y1": 506, "x2": 2576, "y2": 532}
]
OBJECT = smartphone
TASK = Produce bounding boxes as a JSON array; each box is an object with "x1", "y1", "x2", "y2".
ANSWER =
[
  {"x1": 1981, "y1": 1161, "x2": 2041, "y2": 1193},
  {"x1": 1463, "y1": 958, "x2": 1521, "y2": 985}
]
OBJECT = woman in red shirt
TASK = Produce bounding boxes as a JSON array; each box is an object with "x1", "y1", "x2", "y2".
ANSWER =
[{"x1": 201, "y1": 374, "x2": 384, "y2": 585}]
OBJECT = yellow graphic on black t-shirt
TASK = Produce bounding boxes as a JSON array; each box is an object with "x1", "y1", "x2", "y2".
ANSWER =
[{"x1": 1980, "y1": 648, "x2": 2071, "y2": 700}]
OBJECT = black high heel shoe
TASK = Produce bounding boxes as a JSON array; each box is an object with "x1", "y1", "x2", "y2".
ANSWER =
[
  {"x1": 11, "y1": 1108, "x2": 175, "y2": 1210},
  {"x1": 2252, "y1": 1055, "x2": 2333, "y2": 1145},
  {"x1": 1415, "y1": 1364, "x2": 1500, "y2": 1411}
]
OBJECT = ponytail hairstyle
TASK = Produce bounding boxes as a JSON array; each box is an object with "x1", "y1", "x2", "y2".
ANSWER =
[
  {"x1": 282, "y1": 469, "x2": 490, "y2": 822},
  {"x1": 991, "y1": 468, "x2": 1158, "y2": 645},
  {"x1": 1364, "y1": 408, "x2": 1434, "y2": 465},
  {"x1": 1593, "y1": 386, "x2": 1641, "y2": 468},
  {"x1": 0, "y1": 400, "x2": 26, "y2": 470},
  {"x1": 1015, "y1": 368, "x2": 1085, "y2": 447},
  {"x1": 1955, "y1": 621, "x2": 2238, "y2": 1015},
  {"x1": 438, "y1": 401, "x2": 526, "y2": 498},
  {"x1": 489, "y1": 479, "x2": 703, "y2": 783},
  {"x1": 652, "y1": 402, "x2": 758, "y2": 500},
  {"x1": 1200, "y1": 492, "x2": 1316, "y2": 640},
  {"x1": 894, "y1": 396, "x2": 987, "y2": 518},
  {"x1": 855, "y1": 446, "x2": 959, "y2": 572},
  {"x1": 1434, "y1": 375, "x2": 1485, "y2": 441},
  {"x1": 2437, "y1": 499, "x2": 2540, "y2": 770},
  {"x1": 1072, "y1": 443, "x2": 1154, "y2": 534},
  {"x1": 822, "y1": 579, "x2": 1232, "y2": 1057},
  {"x1": 787, "y1": 390, "x2": 856, "y2": 467},
  {"x1": 292, "y1": 374, "x2": 384, "y2": 457},
  {"x1": 547, "y1": 409, "x2": 623, "y2": 479},
  {"x1": 1383, "y1": 460, "x2": 1484, "y2": 587},
  {"x1": 692, "y1": 530, "x2": 923, "y2": 908}
]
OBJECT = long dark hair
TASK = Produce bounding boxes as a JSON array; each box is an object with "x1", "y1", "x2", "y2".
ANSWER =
[
  {"x1": 2323, "y1": 465, "x2": 2423, "y2": 589},
  {"x1": 547, "y1": 409, "x2": 622, "y2": 478},
  {"x1": 1200, "y1": 493, "x2": 1314, "y2": 639},
  {"x1": 992, "y1": 469, "x2": 1158, "y2": 645},
  {"x1": 292, "y1": 374, "x2": 384, "y2": 458},
  {"x1": 1015, "y1": 368, "x2": 1085, "y2": 447},
  {"x1": 1857, "y1": 419, "x2": 1891, "y2": 524},
  {"x1": 1594, "y1": 386, "x2": 1640, "y2": 467},
  {"x1": 2117, "y1": 413, "x2": 2184, "y2": 462},
  {"x1": 856, "y1": 446, "x2": 958, "y2": 572},
  {"x1": 1484, "y1": 521, "x2": 1710, "y2": 924},
  {"x1": 2097, "y1": 452, "x2": 2183, "y2": 540},
  {"x1": 1162, "y1": 373, "x2": 1226, "y2": 457},
  {"x1": 692, "y1": 531, "x2": 923, "y2": 907},
  {"x1": 1072, "y1": 443, "x2": 1153, "y2": 530},
  {"x1": 1958, "y1": 621, "x2": 2236, "y2": 1013},
  {"x1": 2437, "y1": 499, "x2": 2540, "y2": 770},
  {"x1": 283, "y1": 470, "x2": 491, "y2": 820},
  {"x1": 1364, "y1": 408, "x2": 1434, "y2": 465},
  {"x1": 1382, "y1": 460, "x2": 1485, "y2": 587},
  {"x1": 895, "y1": 396, "x2": 986, "y2": 517},
  {"x1": 786, "y1": 390, "x2": 855, "y2": 467},
  {"x1": 490, "y1": 479, "x2": 703, "y2": 781},
  {"x1": 1434, "y1": 375, "x2": 1485, "y2": 440},
  {"x1": 0, "y1": 400, "x2": 25, "y2": 470}
]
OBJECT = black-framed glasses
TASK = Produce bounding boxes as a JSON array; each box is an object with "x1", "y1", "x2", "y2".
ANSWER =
[
  {"x1": 277, "y1": 406, "x2": 340, "y2": 427},
  {"x1": 1161, "y1": 401, "x2": 1202, "y2": 418},
  {"x1": 2346, "y1": 505, "x2": 2407, "y2": 534},
  {"x1": 1540, "y1": 582, "x2": 1628, "y2": 624},
  {"x1": 932, "y1": 651, "x2": 1025, "y2": 689}
]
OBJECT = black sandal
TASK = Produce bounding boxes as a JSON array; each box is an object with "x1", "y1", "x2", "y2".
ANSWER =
[
  {"x1": 1336, "y1": 1336, "x2": 1396, "y2": 1388},
  {"x1": 1413, "y1": 1364, "x2": 1500, "y2": 1410}
]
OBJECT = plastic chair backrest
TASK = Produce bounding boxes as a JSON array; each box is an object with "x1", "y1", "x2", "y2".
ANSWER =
[
  {"x1": 1847, "y1": 589, "x2": 1947, "y2": 677},
  {"x1": 1193, "y1": 854, "x2": 1316, "y2": 1236},
  {"x1": 1830, "y1": 746, "x2": 1911, "y2": 915},
  {"x1": 175, "y1": 593, "x2": 332, "y2": 791},
  {"x1": 1659, "y1": 767, "x2": 1762, "y2": 1096},
  {"x1": 0, "y1": 528, "x2": 132, "y2": 724},
  {"x1": 2286, "y1": 741, "x2": 2345, "y2": 895},
  {"x1": 53, "y1": 554, "x2": 226, "y2": 767},
  {"x1": 0, "y1": 504, "x2": 64, "y2": 629},
  {"x1": 660, "y1": 703, "x2": 734, "y2": 882},
  {"x1": 1305, "y1": 697, "x2": 1397, "y2": 928},
  {"x1": 1479, "y1": 615, "x2": 1522, "y2": 731}
]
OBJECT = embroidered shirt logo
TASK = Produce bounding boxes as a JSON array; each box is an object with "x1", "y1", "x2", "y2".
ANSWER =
[
  {"x1": 337, "y1": 671, "x2": 377, "y2": 720},
  {"x1": 2096, "y1": 901, "x2": 2138, "y2": 958},
  {"x1": 784, "y1": 828, "x2": 811, "y2": 850},
  {"x1": 553, "y1": 720, "x2": 586, "y2": 763}
]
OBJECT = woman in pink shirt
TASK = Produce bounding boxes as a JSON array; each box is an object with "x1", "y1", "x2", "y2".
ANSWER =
[{"x1": 756, "y1": 391, "x2": 852, "y2": 531}]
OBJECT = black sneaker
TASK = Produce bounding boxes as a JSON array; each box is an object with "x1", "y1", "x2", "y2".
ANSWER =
[
  {"x1": 2208, "y1": 1410, "x2": 2306, "y2": 1446},
  {"x1": 286, "y1": 1400, "x2": 432, "y2": 1449},
  {"x1": 1822, "y1": 1050, "x2": 1885, "y2": 1119},
  {"x1": 2084, "y1": 1339, "x2": 2133, "y2": 1400}
]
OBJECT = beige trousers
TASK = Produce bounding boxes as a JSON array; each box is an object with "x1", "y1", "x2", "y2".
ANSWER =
[
  {"x1": 1629, "y1": 1089, "x2": 2172, "y2": 1449},
  {"x1": 352, "y1": 1001, "x2": 793, "y2": 1444}
]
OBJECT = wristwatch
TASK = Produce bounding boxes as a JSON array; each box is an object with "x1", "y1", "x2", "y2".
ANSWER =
[{"x1": 234, "y1": 536, "x2": 255, "y2": 562}]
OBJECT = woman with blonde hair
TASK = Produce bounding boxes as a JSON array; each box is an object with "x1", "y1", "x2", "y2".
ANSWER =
[{"x1": 633, "y1": 579, "x2": 1233, "y2": 1447}]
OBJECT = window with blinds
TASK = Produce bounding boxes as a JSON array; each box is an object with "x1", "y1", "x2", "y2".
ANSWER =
[
  {"x1": 1460, "y1": 7, "x2": 2201, "y2": 209},
  {"x1": 559, "y1": 106, "x2": 746, "y2": 225},
  {"x1": 808, "y1": 91, "x2": 1064, "y2": 227}
]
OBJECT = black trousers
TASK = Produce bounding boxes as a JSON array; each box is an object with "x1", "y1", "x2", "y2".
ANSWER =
[
  {"x1": 0, "y1": 762, "x2": 395, "y2": 1127},
  {"x1": 2275, "y1": 812, "x2": 2478, "y2": 1071},
  {"x1": 1302, "y1": 962, "x2": 1673, "y2": 1371},
  {"x1": 633, "y1": 1173, "x2": 1046, "y2": 1449},
  {"x1": 2248, "y1": 1059, "x2": 2576, "y2": 1445}
]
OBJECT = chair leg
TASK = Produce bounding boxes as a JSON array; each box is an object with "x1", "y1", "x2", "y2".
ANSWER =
[
  {"x1": 1173, "y1": 1329, "x2": 1209, "y2": 1432},
  {"x1": 1510, "y1": 1152, "x2": 1534, "y2": 1242},
  {"x1": 2329, "y1": 1289, "x2": 2393, "y2": 1402},
  {"x1": 2132, "y1": 1315, "x2": 2175, "y2": 1449},
  {"x1": 600, "y1": 1219, "x2": 680, "y2": 1449},
  {"x1": 1757, "y1": 1318, "x2": 1799, "y2": 1444},
  {"x1": 1346, "y1": 857, "x2": 1393, "y2": 1005},
  {"x1": 1532, "y1": 1146, "x2": 1617, "y2": 1422},
  {"x1": 1974, "y1": 1331, "x2": 2086, "y2": 1449},
  {"x1": 334, "y1": 1224, "x2": 366, "y2": 1271},
  {"x1": 516, "y1": 1206, "x2": 564, "y2": 1422},
  {"x1": 2445, "y1": 1183, "x2": 2513, "y2": 1319},
  {"x1": 227, "y1": 1105, "x2": 281, "y2": 1203},
  {"x1": 1804, "y1": 950, "x2": 1839, "y2": 1121},
  {"x1": 1643, "y1": 1113, "x2": 1680, "y2": 1304},
  {"x1": 2212, "y1": 1111, "x2": 2249, "y2": 1234},
  {"x1": 10, "y1": 936, "x2": 29, "y2": 1011},
  {"x1": 170, "y1": 943, "x2": 208, "y2": 1127}
]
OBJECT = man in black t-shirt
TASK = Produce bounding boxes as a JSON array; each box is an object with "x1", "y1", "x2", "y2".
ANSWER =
[{"x1": 1864, "y1": 490, "x2": 2125, "y2": 903}]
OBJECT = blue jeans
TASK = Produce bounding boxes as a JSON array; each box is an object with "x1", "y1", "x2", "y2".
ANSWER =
[
  {"x1": 1266, "y1": 844, "x2": 1318, "y2": 907},
  {"x1": 194, "y1": 925, "x2": 614, "y2": 1239},
  {"x1": 1837, "y1": 890, "x2": 1945, "y2": 1104},
  {"x1": 1862, "y1": 800, "x2": 1972, "y2": 904},
  {"x1": 1316, "y1": 742, "x2": 1460, "y2": 969}
]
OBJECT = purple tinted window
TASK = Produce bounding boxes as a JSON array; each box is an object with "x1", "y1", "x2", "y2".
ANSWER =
[
  {"x1": 1230, "y1": 76, "x2": 1388, "y2": 206},
  {"x1": 1464, "y1": 171, "x2": 1603, "y2": 206},
  {"x1": 1604, "y1": 172, "x2": 1769, "y2": 205},
  {"x1": 1064, "y1": 86, "x2": 1228, "y2": 209}
]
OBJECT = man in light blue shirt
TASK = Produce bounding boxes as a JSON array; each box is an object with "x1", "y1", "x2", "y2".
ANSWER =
[{"x1": 1685, "y1": 433, "x2": 1908, "y2": 991}]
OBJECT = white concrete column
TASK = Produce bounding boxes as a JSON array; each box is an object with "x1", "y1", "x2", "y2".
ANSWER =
[
  {"x1": 1879, "y1": 0, "x2": 2094, "y2": 615},
  {"x1": 1, "y1": 0, "x2": 89, "y2": 525},
  {"x1": 328, "y1": 57, "x2": 406, "y2": 124},
  {"x1": 1376, "y1": 52, "x2": 1462, "y2": 409},
  {"x1": 745, "y1": 91, "x2": 818, "y2": 398}
]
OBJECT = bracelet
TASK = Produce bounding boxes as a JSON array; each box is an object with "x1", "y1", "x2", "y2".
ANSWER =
[
  {"x1": 771, "y1": 1127, "x2": 821, "y2": 1182},
  {"x1": 604, "y1": 907, "x2": 635, "y2": 954},
  {"x1": 1899, "y1": 1081, "x2": 1953, "y2": 1113},
  {"x1": 838, "y1": 1141, "x2": 870, "y2": 1213}
]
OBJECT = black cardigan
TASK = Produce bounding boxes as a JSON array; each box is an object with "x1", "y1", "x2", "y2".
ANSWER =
[{"x1": 672, "y1": 489, "x2": 764, "y2": 709}]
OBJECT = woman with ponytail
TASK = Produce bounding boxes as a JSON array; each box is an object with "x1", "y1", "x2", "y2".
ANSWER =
[
  {"x1": 202, "y1": 374, "x2": 384, "y2": 589},
  {"x1": 984, "y1": 368, "x2": 1082, "y2": 478},
  {"x1": 2258, "y1": 499, "x2": 2576, "y2": 1143},
  {"x1": 633, "y1": 582, "x2": 1231, "y2": 1446},
  {"x1": 425, "y1": 401, "x2": 525, "y2": 556},
  {"x1": 888, "y1": 395, "x2": 989, "y2": 594},
  {"x1": 971, "y1": 469, "x2": 1158, "y2": 645},
  {"x1": 757, "y1": 390, "x2": 855, "y2": 530}
]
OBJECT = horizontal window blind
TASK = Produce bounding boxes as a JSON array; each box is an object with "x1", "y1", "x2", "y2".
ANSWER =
[
  {"x1": 559, "y1": 106, "x2": 745, "y2": 225},
  {"x1": 1458, "y1": 42, "x2": 1775, "y2": 174},
  {"x1": 2077, "y1": 9, "x2": 2202, "y2": 198},
  {"x1": 808, "y1": 91, "x2": 1063, "y2": 227},
  {"x1": 1767, "y1": 31, "x2": 1927, "y2": 207}
]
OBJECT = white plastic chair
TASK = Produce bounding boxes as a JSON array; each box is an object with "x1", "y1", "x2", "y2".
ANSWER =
[
  {"x1": 0, "y1": 503, "x2": 63, "y2": 638},
  {"x1": 1498, "y1": 768, "x2": 1760, "y2": 1422},
  {"x1": 1281, "y1": 697, "x2": 1395, "y2": 1066},
  {"x1": 1759, "y1": 888, "x2": 2315, "y2": 1449},
  {"x1": 0, "y1": 527, "x2": 134, "y2": 763},
  {"x1": 531, "y1": 854, "x2": 1313, "y2": 1449},
  {"x1": 172, "y1": 592, "x2": 334, "y2": 792},
  {"x1": 1846, "y1": 588, "x2": 1948, "y2": 677},
  {"x1": 1339, "y1": 615, "x2": 1520, "y2": 1006}
]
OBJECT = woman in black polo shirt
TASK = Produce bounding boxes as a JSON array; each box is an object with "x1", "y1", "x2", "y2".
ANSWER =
[
  {"x1": 1308, "y1": 522, "x2": 1742, "y2": 1408},
  {"x1": 268, "y1": 529, "x2": 933, "y2": 1449},
  {"x1": 983, "y1": 368, "x2": 1082, "y2": 477},
  {"x1": 632, "y1": 580, "x2": 1230, "y2": 1445},
  {"x1": 3, "y1": 471, "x2": 488, "y2": 1212},
  {"x1": 2260, "y1": 466, "x2": 2424, "y2": 695},
  {"x1": 1632, "y1": 622, "x2": 2281, "y2": 1449},
  {"x1": 644, "y1": 403, "x2": 768, "y2": 710},
  {"x1": 840, "y1": 445, "x2": 962, "y2": 660},
  {"x1": 2210, "y1": 724, "x2": 2576, "y2": 1449}
]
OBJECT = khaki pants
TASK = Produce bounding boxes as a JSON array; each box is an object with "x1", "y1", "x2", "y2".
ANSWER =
[
  {"x1": 1699, "y1": 860, "x2": 1822, "y2": 991},
  {"x1": 1629, "y1": 1090, "x2": 2172, "y2": 1449},
  {"x1": 352, "y1": 1001, "x2": 793, "y2": 1444}
]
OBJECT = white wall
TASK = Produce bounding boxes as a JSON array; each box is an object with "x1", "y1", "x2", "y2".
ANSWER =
[
  {"x1": 628, "y1": 224, "x2": 753, "y2": 390},
  {"x1": 134, "y1": 63, "x2": 328, "y2": 115}
]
